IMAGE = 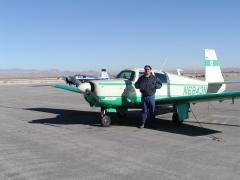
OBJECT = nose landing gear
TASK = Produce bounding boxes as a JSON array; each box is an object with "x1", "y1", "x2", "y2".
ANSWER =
[{"x1": 100, "y1": 108, "x2": 111, "y2": 127}]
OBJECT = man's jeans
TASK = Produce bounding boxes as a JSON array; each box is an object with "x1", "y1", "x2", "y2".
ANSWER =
[{"x1": 141, "y1": 95, "x2": 155, "y2": 125}]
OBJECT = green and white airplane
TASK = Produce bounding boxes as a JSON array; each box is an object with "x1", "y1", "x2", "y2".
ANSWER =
[{"x1": 54, "y1": 49, "x2": 240, "y2": 127}]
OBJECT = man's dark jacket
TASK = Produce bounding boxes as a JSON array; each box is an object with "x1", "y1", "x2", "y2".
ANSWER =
[{"x1": 135, "y1": 74, "x2": 162, "y2": 97}]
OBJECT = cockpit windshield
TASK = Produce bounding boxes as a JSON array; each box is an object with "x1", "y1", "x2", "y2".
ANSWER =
[
  {"x1": 138, "y1": 71, "x2": 168, "y2": 83},
  {"x1": 116, "y1": 71, "x2": 135, "y2": 81}
]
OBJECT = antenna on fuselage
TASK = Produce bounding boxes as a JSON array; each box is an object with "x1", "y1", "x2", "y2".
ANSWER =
[{"x1": 160, "y1": 57, "x2": 168, "y2": 72}]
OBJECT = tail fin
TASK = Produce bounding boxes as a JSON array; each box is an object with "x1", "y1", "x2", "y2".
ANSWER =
[
  {"x1": 100, "y1": 69, "x2": 109, "y2": 79},
  {"x1": 205, "y1": 49, "x2": 226, "y2": 93}
]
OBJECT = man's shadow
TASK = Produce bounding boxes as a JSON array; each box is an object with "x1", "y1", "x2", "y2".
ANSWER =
[{"x1": 26, "y1": 106, "x2": 221, "y2": 136}]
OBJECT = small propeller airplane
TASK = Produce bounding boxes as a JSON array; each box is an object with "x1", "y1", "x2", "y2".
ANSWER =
[
  {"x1": 54, "y1": 49, "x2": 240, "y2": 127},
  {"x1": 64, "y1": 69, "x2": 109, "y2": 86}
]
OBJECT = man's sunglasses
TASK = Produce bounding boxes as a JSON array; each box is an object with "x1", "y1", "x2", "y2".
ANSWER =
[{"x1": 144, "y1": 68, "x2": 151, "y2": 71}]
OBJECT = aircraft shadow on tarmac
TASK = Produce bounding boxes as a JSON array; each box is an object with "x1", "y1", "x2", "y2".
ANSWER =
[
  {"x1": 30, "y1": 84, "x2": 53, "y2": 87},
  {"x1": 26, "y1": 107, "x2": 221, "y2": 136}
]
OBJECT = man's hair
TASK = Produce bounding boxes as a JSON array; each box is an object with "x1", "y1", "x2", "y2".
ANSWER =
[{"x1": 144, "y1": 65, "x2": 152, "y2": 70}]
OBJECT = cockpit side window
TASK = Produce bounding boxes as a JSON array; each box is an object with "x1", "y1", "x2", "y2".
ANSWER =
[
  {"x1": 138, "y1": 71, "x2": 145, "y2": 78},
  {"x1": 116, "y1": 71, "x2": 135, "y2": 81},
  {"x1": 155, "y1": 72, "x2": 168, "y2": 83}
]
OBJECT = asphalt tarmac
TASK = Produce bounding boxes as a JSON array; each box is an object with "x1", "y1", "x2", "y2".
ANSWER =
[{"x1": 0, "y1": 84, "x2": 239, "y2": 180}]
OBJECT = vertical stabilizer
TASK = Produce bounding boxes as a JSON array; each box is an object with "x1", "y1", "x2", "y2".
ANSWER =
[{"x1": 205, "y1": 49, "x2": 226, "y2": 93}]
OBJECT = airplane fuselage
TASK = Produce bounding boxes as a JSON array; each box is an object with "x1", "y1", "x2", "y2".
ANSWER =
[{"x1": 83, "y1": 68, "x2": 208, "y2": 108}]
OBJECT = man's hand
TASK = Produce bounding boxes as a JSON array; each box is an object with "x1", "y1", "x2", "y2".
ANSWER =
[{"x1": 155, "y1": 78, "x2": 162, "y2": 89}]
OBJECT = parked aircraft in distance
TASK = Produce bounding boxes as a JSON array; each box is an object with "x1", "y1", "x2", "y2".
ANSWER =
[{"x1": 64, "y1": 69, "x2": 109, "y2": 86}]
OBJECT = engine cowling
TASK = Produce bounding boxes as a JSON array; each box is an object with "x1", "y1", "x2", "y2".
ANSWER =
[{"x1": 78, "y1": 82, "x2": 91, "y2": 94}]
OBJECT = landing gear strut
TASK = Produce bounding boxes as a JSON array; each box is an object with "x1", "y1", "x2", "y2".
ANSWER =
[{"x1": 100, "y1": 108, "x2": 111, "y2": 127}]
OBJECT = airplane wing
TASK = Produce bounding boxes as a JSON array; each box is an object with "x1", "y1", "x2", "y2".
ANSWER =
[
  {"x1": 53, "y1": 84, "x2": 81, "y2": 93},
  {"x1": 208, "y1": 81, "x2": 240, "y2": 84},
  {"x1": 156, "y1": 91, "x2": 240, "y2": 104}
]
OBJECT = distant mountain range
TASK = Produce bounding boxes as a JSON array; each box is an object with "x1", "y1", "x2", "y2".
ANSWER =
[
  {"x1": 0, "y1": 68, "x2": 239, "y2": 78},
  {"x1": 0, "y1": 69, "x2": 103, "y2": 78}
]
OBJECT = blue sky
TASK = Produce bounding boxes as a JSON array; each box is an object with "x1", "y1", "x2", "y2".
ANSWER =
[{"x1": 1, "y1": 0, "x2": 240, "y2": 71}]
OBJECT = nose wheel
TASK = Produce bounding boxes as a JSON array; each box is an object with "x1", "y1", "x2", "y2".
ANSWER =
[
  {"x1": 100, "y1": 108, "x2": 111, "y2": 127},
  {"x1": 101, "y1": 115, "x2": 111, "y2": 127}
]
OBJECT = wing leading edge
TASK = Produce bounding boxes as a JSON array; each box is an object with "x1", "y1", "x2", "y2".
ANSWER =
[{"x1": 53, "y1": 84, "x2": 81, "y2": 93}]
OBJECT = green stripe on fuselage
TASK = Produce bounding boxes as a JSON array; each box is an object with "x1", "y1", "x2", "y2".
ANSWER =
[
  {"x1": 204, "y1": 59, "x2": 219, "y2": 66},
  {"x1": 98, "y1": 95, "x2": 169, "y2": 107}
]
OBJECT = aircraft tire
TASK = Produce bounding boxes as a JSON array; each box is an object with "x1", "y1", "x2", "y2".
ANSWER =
[
  {"x1": 101, "y1": 115, "x2": 111, "y2": 127},
  {"x1": 172, "y1": 113, "x2": 183, "y2": 125}
]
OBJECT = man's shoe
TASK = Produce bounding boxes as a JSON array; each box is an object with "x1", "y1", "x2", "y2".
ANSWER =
[{"x1": 139, "y1": 123, "x2": 144, "y2": 129}]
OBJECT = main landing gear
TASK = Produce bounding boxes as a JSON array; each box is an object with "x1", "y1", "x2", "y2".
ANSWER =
[
  {"x1": 172, "y1": 112, "x2": 183, "y2": 125},
  {"x1": 100, "y1": 108, "x2": 111, "y2": 127},
  {"x1": 172, "y1": 105, "x2": 183, "y2": 125}
]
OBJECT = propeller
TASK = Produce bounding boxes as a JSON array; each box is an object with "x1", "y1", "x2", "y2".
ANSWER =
[
  {"x1": 78, "y1": 82, "x2": 100, "y2": 103},
  {"x1": 85, "y1": 89, "x2": 100, "y2": 103}
]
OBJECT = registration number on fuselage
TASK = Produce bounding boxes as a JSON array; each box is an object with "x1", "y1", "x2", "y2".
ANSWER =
[{"x1": 183, "y1": 85, "x2": 207, "y2": 95}]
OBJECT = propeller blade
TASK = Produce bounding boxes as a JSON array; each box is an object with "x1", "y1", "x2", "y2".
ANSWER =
[{"x1": 85, "y1": 89, "x2": 100, "y2": 103}]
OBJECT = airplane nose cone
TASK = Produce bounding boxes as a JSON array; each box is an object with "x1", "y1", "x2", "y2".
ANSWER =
[{"x1": 78, "y1": 82, "x2": 91, "y2": 93}]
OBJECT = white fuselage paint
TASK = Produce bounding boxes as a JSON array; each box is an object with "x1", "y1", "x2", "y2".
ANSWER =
[{"x1": 90, "y1": 68, "x2": 208, "y2": 100}]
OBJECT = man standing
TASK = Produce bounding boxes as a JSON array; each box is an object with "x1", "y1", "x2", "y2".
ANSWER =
[{"x1": 135, "y1": 65, "x2": 162, "y2": 128}]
